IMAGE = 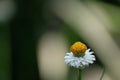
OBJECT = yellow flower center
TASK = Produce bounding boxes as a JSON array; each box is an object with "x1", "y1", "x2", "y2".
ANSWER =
[{"x1": 70, "y1": 41, "x2": 87, "y2": 55}]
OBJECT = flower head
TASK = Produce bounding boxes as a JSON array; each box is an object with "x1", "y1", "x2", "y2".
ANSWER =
[{"x1": 64, "y1": 41, "x2": 96, "y2": 69}]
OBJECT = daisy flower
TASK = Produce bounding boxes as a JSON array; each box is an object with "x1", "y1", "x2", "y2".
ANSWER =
[{"x1": 64, "y1": 41, "x2": 96, "y2": 69}]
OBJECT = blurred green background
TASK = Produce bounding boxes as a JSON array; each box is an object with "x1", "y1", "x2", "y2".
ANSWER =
[{"x1": 0, "y1": 0, "x2": 120, "y2": 80}]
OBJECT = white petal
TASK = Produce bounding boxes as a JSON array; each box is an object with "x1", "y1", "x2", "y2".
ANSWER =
[{"x1": 64, "y1": 49, "x2": 96, "y2": 69}]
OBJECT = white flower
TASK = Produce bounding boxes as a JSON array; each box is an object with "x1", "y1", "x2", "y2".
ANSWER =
[{"x1": 64, "y1": 49, "x2": 96, "y2": 69}]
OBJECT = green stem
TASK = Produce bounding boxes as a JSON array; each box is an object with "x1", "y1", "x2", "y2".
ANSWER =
[
  {"x1": 78, "y1": 69, "x2": 82, "y2": 80},
  {"x1": 100, "y1": 68, "x2": 105, "y2": 80}
]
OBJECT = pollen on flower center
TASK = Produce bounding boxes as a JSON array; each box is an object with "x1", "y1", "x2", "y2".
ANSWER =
[{"x1": 70, "y1": 41, "x2": 87, "y2": 55}]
